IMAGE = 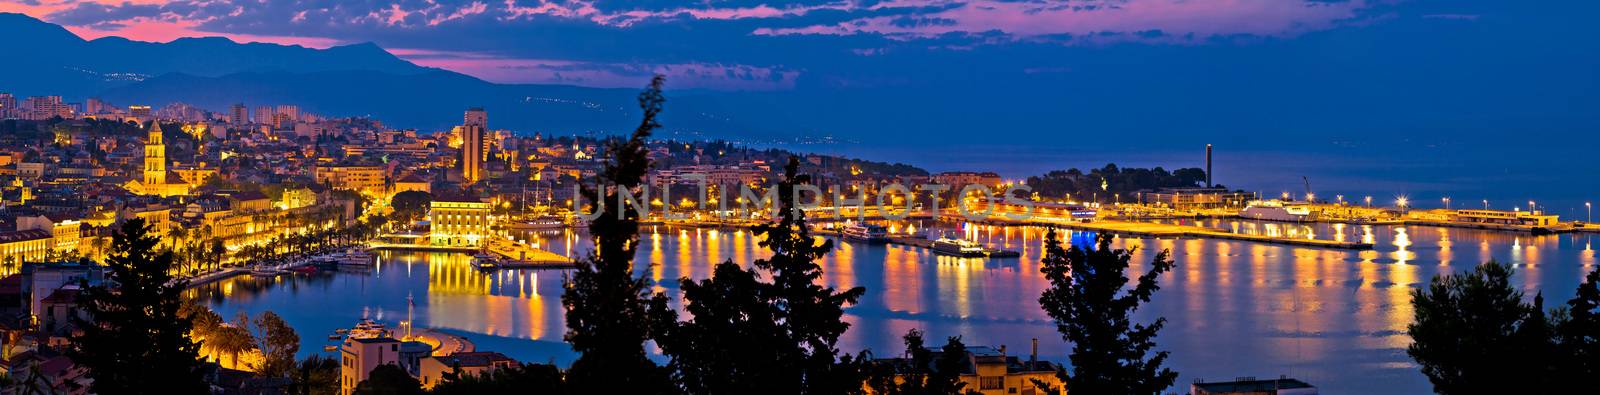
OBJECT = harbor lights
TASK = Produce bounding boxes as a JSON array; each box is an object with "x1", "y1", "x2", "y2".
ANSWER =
[
  {"x1": 1306, "y1": 192, "x2": 1316, "y2": 202},
  {"x1": 1587, "y1": 202, "x2": 1592, "y2": 223},
  {"x1": 1442, "y1": 197, "x2": 1451, "y2": 210},
  {"x1": 1529, "y1": 200, "x2": 1537, "y2": 214},
  {"x1": 1364, "y1": 196, "x2": 1373, "y2": 207},
  {"x1": 1483, "y1": 199, "x2": 1489, "y2": 210},
  {"x1": 1396, "y1": 196, "x2": 1410, "y2": 214},
  {"x1": 1336, "y1": 195, "x2": 1344, "y2": 205}
]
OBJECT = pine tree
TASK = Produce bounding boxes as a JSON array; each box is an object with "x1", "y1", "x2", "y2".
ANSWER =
[
  {"x1": 654, "y1": 260, "x2": 792, "y2": 394},
  {"x1": 1407, "y1": 261, "x2": 1558, "y2": 394},
  {"x1": 1556, "y1": 267, "x2": 1600, "y2": 387},
  {"x1": 754, "y1": 157, "x2": 868, "y2": 393},
  {"x1": 68, "y1": 218, "x2": 209, "y2": 394},
  {"x1": 561, "y1": 75, "x2": 675, "y2": 392},
  {"x1": 1036, "y1": 229, "x2": 1176, "y2": 394},
  {"x1": 654, "y1": 157, "x2": 867, "y2": 394}
]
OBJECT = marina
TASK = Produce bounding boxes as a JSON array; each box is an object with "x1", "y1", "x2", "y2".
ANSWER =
[{"x1": 189, "y1": 220, "x2": 1600, "y2": 394}]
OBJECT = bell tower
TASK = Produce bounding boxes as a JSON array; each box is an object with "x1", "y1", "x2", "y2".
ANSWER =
[{"x1": 144, "y1": 122, "x2": 166, "y2": 185}]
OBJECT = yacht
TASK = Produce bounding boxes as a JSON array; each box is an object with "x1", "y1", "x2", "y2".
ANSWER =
[
  {"x1": 930, "y1": 237, "x2": 986, "y2": 258},
  {"x1": 508, "y1": 216, "x2": 568, "y2": 230},
  {"x1": 1240, "y1": 200, "x2": 1319, "y2": 222},
  {"x1": 470, "y1": 252, "x2": 501, "y2": 270},
  {"x1": 841, "y1": 223, "x2": 889, "y2": 243}
]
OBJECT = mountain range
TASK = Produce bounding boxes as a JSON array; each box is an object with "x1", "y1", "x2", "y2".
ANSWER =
[{"x1": 0, "y1": 13, "x2": 770, "y2": 137}]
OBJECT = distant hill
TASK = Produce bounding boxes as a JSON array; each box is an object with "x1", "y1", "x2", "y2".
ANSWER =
[
  {"x1": 0, "y1": 13, "x2": 784, "y2": 137},
  {"x1": 0, "y1": 13, "x2": 425, "y2": 97}
]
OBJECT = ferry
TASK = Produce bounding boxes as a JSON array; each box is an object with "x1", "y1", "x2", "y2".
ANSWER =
[
  {"x1": 1240, "y1": 200, "x2": 1318, "y2": 222},
  {"x1": 841, "y1": 223, "x2": 890, "y2": 243},
  {"x1": 930, "y1": 237, "x2": 986, "y2": 258}
]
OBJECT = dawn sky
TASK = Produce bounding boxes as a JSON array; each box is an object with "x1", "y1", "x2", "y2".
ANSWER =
[{"x1": 0, "y1": 1, "x2": 1499, "y2": 89}]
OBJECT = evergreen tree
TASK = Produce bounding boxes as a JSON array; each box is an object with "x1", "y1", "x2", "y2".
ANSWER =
[
  {"x1": 862, "y1": 329, "x2": 976, "y2": 395},
  {"x1": 1036, "y1": 229, "x2": 1176, "y2": 394},
  {"x1": 430, "y1": 362, "x2": 565, "y2": 394},
  {"x1": 561, "y1": 75, "x2": 674, "y2": 392},
  {"x1": 755, "y1": 156, "x2": 868, "y2": 393},
  {"x1": 1556, "y1": 267, "x2": 1600, "y2": 387},
  {"x1": 654, "y1": 157, "x2": 867, "y2": 394},
  {"x1": 68, "y1": 218, "x2": 209, "y2": 394},
  {"x1": 1407, "y1": 261, "x2": 1558, "y2": 394},
  {"x1": 654, "y1": 260, "x2": 792, "y2": 394}
]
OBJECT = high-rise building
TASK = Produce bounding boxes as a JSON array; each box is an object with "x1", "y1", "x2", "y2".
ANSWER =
[
  {"x1": 229, "y1": 103, "x2": 248, "y2": 126},
  {"x1": 23, "y1": 96, "x2": 71, "y2": 120},
  {"x1": 460, "y1": 108, "x2": 486, "y2": 183},
  {"x1": 275, "y1": 105, "x2": 300, "y2": 124},
  {"x1": 85, "y1": 98, "x2": 108, "y2": 114},
  {"x1": 0, "y1": 93, "x2": 14, "y2": 118},
  {"x1": 254, "y1": 106, "x2": 275, "y2": 125},
  {"x1": 464, "y1": 107, "x2": 487, "y2": 127}
]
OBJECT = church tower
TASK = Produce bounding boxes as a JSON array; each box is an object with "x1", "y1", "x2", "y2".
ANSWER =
[{"x1": 144, "y1": 121, "x2": 166, "y2": 185}]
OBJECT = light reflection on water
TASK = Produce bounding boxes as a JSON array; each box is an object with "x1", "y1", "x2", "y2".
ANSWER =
[{"x1": 189, "y1": 221, "x2": 1600, "y2": 395}]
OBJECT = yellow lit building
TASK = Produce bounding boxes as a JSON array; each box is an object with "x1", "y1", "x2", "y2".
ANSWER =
[
  {"x1": 15, "y1": 215, "x2": 82, "y2": 255},
  {"x1": 315, "y1": 165, "x2": 387, "y2": 195},
  {"x1": 0, "y1": 229, "x2": 51, "y2": 268},
  {"x1": 429, "y1": 193, "x2": 492, "y2": 247}
]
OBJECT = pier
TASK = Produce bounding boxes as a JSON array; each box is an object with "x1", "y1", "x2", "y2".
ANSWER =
[{"x1": 950, "y1": 214, "x2": 1375, "y2": 250}]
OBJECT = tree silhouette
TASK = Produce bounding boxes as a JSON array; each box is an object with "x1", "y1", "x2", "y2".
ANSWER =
[
  {"x1": 1556, "y1": 267, "x2": 1600, "y2": 388},
  {"x1": 1407, "y1": 261, "x2": 1560, "y2": 394},
  {"x1": 560, "y1": 75, "x2": 675, "y2": 392},
  {"x1": 1036, "y1": 229, "x2": 1176, "y2": 394},
  {"x1": 68, "y1": 218, "x2": 209, "y2": 394},
  {"x1": 864, "y1": 329, "x2": 978, "y2": 395},
  {"x1": 352, "y1": 364, "x2": 423, "y2": 395},
  {"x1": 430, "y1": 362, "x2": 565, "y2": 394}
]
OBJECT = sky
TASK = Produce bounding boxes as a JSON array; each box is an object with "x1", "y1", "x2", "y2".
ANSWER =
[
  {"x1": 0, "y1": 0, "x2": 1478, "y2": 89},
  {"x1": 4, "y1": 0, "x2": 1598, "y2": 209}
]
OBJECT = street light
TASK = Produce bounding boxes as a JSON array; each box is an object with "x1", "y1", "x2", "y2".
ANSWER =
[
  {"x1": 1336, "y1": 195, "x2": 1344, "y2": 205},
  {"x1": 1529, "y1": 200, "x2": 1536, "y2": 214},
  {"x1": 1483, "y1": 199, "x2": 1488, "y2": 210},
  {"x1": 1396, "y1": 196, "x2": 1410, "y2": 214},
  {"x1": 1364, "y1": 196, "x2": 1372, "y2": 207},
  {"x1": 1587, "y1": 202, "x2": 1592, "y2": 223},
  {"x1": 1442, "y1": 197, "x2": 1451, "y2": 210}
]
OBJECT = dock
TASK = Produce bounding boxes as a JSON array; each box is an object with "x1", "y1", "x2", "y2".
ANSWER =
[
  {"x1": 486, "y1": 239, "x2": 577, "y2": 269},
  {"x1": 951, "y1": 215, "x2": 1375, "y2": 250}
]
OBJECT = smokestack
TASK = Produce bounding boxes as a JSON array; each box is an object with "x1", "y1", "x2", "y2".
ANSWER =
[
  {"x1": 1030, "y1": 338, "x2": 1038, "y2": 365},
  {"x1": 1205, "y1": 144, "x2": 1213, "y2": 188}
]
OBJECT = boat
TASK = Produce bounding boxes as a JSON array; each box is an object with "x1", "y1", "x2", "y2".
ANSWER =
[
  {"x1": 250, "y1": 267, "x2": 284, "y2": 277},
  {"x1": 332, "y1": 250, "x2": 374, "y2": 267},
  {"x1": 930, "y1": 237, "x2": 987, "y2": 258},
  {"x1": 1240, "y1": 200, "x2": 1319, "y2": 222},
  {"x1": 508, "y1": 216, "x2": 568, "y2": 230},
  {"x1": 470, "y1": 252, "x2": 501, "y2": 270},
  {"x1": 349, "y1": 319, "x2": 390, "y2": 339},
  {"x1": 841, "y1": 223, "x2": 889, "y2": 243}
]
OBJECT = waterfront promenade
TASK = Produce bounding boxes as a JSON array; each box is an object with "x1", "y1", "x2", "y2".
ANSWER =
[{"x1": 950, "y1": 213, "x2": 1375, "y2": 250}]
